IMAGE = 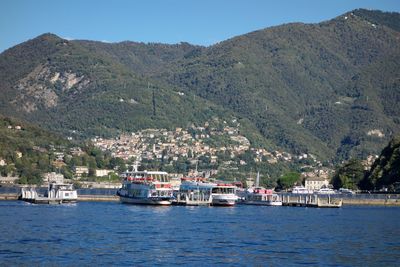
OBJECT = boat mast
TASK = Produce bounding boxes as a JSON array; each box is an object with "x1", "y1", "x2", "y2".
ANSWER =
[{"x1": 256, "y1": 172, "x2": 260, "y2": 188}]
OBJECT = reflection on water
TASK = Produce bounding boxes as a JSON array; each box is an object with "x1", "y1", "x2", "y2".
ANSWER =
[
  {"x1": 126, "y1": 204, "x2": 173, "y2": 216},
  {"x1": 0, "y1": 201, "x2": 399, "y2": 266}
]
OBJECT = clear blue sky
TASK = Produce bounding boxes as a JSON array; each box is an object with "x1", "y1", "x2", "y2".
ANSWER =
[{"x1": 1, "y1": 0, "x2": 399, "y2": 52}]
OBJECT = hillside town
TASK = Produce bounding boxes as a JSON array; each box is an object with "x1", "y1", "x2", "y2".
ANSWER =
[{"x1": 93, "y1": 119, "x2": 321, "y2": 165}]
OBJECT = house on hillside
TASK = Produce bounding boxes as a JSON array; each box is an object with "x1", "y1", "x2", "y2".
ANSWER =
[
  {"x1": 95, "y1": 169, "x2": 113, "y2": 177},
  {"x1": 43, "y1": 172, "x2": 64, "y2": 184},
  {"x1": 74, "y1": 166, "x2": 89, "y2": 178}
]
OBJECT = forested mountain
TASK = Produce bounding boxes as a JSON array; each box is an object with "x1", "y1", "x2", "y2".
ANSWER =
[
  {"x1": 0, "y1": 34, "x2": 231, "y2": 138},
  {"x1": 0, "y1": 9, "x2": 399, "y2": 162}
]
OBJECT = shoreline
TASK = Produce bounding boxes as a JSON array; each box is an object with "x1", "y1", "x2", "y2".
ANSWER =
[
  {"x1": 0, "y1": 193, "x2": 399, "y2": 205},
  {"x1": 341, "y1": 198, "x2": 400, "y2": 206},
  {"x1": 0, "y1": 194, "x2": 119, "y2": 202}
]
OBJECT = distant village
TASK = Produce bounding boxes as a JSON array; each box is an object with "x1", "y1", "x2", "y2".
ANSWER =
[{"x1": 93, "y1": 119, "x2": 320, "y2": 166}]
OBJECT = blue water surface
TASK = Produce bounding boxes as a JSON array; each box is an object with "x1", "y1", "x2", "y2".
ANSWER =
[{"x1": 0, "y1": 201, "x2": 399, "y2": 266}]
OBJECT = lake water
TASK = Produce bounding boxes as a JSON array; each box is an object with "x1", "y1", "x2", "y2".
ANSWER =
[{"x1": 0, "y1": 201, "x2": 399, "y2": 266}]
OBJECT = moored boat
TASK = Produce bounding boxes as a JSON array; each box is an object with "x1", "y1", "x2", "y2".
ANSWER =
[
  {"x1": 20, "y1": 183, "x2": 78, "y2": 204},
  {"x1": 291, "y1": 185, "x2": 313, "y2": 194},
  {"x1": 244, "y1": 187, "x2": 282, "y2": 206},
  {"x1": 211, "y1": 183, "x2": 238, "y2": 206},
  {"x1": 174, "y1": 177, "x2": 213, "y2": 206},
  {"x1": 316, "y1": 187, "x2": 336, "y2": 195},
  {"x1": 117, "y1": 169, "x2": 174, "y2": 205}
]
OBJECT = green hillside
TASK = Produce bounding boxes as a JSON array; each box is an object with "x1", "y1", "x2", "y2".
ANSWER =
[
  {"x1": 0, "y1": 9, "x2": 399, "y2": 162},
  {"x1": 0, "y1": 116, "x2": 130, "y2": 185},
  {"x1": 0, "y1": 116, "x2": 70, "y2": 184},
  {"x1": 362, "y1": 135, "x2": 400, "y2": 191}
]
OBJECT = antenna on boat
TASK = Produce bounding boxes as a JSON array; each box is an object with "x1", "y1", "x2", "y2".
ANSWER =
[
  {"x1": 133, "y1": 163, "x2": 139, "y2": 172},
  {"x1": 195, "y1": 160, "x2": 199, "y2": 176}
]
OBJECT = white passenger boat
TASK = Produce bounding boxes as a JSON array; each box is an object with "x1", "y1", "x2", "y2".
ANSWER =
[
  {"x1": 316, "y1": 188, "x2": 336, "y2": 195},
  {"x1": 117, "y1": 170, "x2": 174, "y2": 205},
  {"x1": 20, "y1": 183, "x2": 78, "y2": 204},
  {"x1": 244, "y1": 187, "x2": 282, "y2": 206},
  {"x1": 241, "y1": 172, "x2": 282, "y2": 206},
  {"x1": 174, "y1": 177, "x2": 213, "y2": 206},
  {"x1": 339, "y1": 188, "x2": 355, "y2": 195},
  {"x1": 291, "y1": 185, "x2": 313, "y2": 194},
  {"x1": 211, "y1": 183, "x2": 238, "y2": 206}
]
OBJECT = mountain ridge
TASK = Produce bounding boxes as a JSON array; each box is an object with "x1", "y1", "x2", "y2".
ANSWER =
[{"x1": 0, "y1": 9, "x2": 399, "y2": 162}]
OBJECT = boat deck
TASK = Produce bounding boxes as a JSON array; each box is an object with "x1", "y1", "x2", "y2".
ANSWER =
[{"x1": 173, "y1": 192, "x2": 212, "y2": 206}]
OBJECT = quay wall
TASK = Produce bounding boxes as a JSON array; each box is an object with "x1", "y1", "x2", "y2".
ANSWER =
[
  {"x1": 0, "y1": 194, "x2": 18, "y2": 200},
  {"x1": 0, "y1": 193, "x2": 119, "y2": 202},
  {"x1": 278, "y1": 193, "x2": 400, "y2": 206},
  {"x1": 340, "y1": 193, "x2": 400, "y2": 206},
  {"x1": 342, "y1": 197, "x2": 400, "y2": 206},
  {"x1": 78, "y1": 195, "x2": 119, "y2": 202}
]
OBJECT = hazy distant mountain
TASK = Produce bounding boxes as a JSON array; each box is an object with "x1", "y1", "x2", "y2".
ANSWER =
[{"x1": 0, "y1": 9, "x2": 399, "y2": 162}]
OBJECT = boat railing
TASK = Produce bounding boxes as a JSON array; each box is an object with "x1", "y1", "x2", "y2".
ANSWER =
[{"x1": 181, "y1": 177, "x2": 206, "y2": 182}]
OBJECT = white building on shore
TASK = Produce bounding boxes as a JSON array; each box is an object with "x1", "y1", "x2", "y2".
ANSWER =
[
  {"x1": 43, "y1": 172, "x2": 64, "y2": 184},
  {"x1": 305, "y1": 177, "x2": 329, "y2": 191}
]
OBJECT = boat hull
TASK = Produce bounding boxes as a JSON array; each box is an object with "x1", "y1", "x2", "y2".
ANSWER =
[
  {"x1": 119, "y1": 195, "x2": 172, "y2": 205},
  {"x1": 21, "y1": 197, "x2": 77, "y2": 205},
  {"x1": 211, "y1": 196, "x2": 237, "y2": 206},
  {"x1": 172, "y1": 200, "x2": 211, "y2": 206},
  {"x1": 243, "y1": 201, "x2": 282, "y2": 206}
]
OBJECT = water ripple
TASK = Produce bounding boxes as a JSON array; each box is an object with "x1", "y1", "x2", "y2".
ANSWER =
[{"x1": 0, "y1": 201, "x2": 400, "y2": 266}]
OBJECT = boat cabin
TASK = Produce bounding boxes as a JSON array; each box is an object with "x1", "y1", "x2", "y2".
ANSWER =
[
  {"x1": 122, "y1": 171, "x2": 170, "y2": 183},
  {"x1": 212, "y1": 184, "x2": 236, "y2": 194}
]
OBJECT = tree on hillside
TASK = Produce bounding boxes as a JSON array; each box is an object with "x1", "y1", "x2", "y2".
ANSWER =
[
  {"x1": 331, "y1": 159, "x2": 365, "y2": 190},
  {"x1": 277, "y1": 172, "x2": 301, "y2": 190}
]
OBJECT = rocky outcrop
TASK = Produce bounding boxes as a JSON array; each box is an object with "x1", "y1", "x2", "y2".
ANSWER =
[{"x1": 12, "y1": 64, "x2": 90, "y2": 112}]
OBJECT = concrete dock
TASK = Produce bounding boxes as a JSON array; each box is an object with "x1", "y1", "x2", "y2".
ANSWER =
[
  {"x1": 280, "y1": 193, "x2": 343, "y2": 208},
  {"x1": 0, "y1": 193, "x2": 119, "y2": 202},
  {"x1": 279, "y1": 193, "x2": 400, "y2": 206},
  {"x1": 341, "y1": 197, "x2": 400, "y2": 206},
  {"x1": 78, "y1": 195, "x2": 119, "y2": 202}
]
